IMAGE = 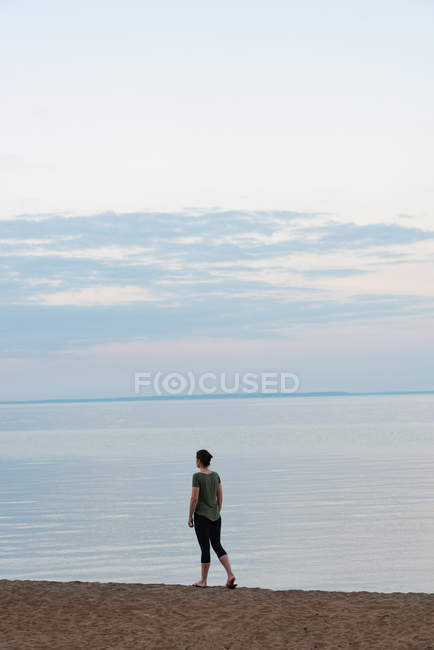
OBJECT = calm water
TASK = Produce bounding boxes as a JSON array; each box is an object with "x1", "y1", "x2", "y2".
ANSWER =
[{"x1": 0, "y1": 394, "x2": 434, "y2": 592}]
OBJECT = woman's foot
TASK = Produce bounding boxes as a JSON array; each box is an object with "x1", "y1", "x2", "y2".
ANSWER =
[
  {"x1": 192, "y1": 580, "x2": 207, "y2": 588},
  {"x1": 225, "y1": 575, "x2": 237, "y2": 589}
]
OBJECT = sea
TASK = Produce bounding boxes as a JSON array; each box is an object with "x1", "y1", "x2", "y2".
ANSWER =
[{"x1": 1, "y1": 393, "x2": 433, "y2": 592}]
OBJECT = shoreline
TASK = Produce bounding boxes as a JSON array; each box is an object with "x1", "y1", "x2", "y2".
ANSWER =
[
  {"x1": 1, "y1": 579, "x2": 433, "y2": 649},
  {"x1": 1, "y1": 389, "x2": 434, "y2": 406}
]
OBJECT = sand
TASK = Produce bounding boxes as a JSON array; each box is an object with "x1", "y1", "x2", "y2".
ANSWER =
[{"x1": 1, "y1": 580, "x2": 433, "y2": 649}]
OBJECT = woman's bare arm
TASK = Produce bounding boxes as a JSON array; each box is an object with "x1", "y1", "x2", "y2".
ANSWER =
[
  {"x1": 188, "y1": 486, "x2": 199, "y2": 527},
  {"x1": 217, "y1": 483, "x2": 223, "y2": 511}
]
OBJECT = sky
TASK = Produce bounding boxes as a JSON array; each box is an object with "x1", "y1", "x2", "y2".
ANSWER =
[{"x1": 1, "y1": 1, "x2": 433, "y2": 399}]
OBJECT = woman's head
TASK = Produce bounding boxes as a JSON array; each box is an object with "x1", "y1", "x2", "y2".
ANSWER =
[{"x1": 196, "y1": 449, "x2": 213, "y2": 468}]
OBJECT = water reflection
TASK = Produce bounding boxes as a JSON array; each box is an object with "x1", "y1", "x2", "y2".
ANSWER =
[{"x1": 0, "y1": 395, "x2": 434, "y2": 591}]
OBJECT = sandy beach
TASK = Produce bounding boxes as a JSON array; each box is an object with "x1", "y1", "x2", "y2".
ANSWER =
[{"x1": 1, "y1": 579, "x2": 433, "y2": 649}]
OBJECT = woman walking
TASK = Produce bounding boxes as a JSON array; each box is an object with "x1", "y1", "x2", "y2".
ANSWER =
[{"x1": 188, "y1": 449, "x2": 236, "y2": 589}]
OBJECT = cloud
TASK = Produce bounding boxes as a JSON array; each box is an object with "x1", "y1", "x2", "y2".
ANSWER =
[
  {"x1": 32, "y1": 285, "x2": 169, "y2": 307},
  {"x1": 300, "y1": 268, "x2": 368, "y2": 277},
  {"x1": 307, "y1": 221, "x2": 434, "y2": 248},
  {"x1": 1, "y1": 209, "x2": 433, "y2": 354}
]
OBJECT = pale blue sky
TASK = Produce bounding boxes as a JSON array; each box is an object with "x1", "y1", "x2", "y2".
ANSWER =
[
  {"x1": 1, "y1": 2, "x2": 433, "y2": 398},
  {"x1": 2, "y1": 1, "x2": 434, "y2": 221}
]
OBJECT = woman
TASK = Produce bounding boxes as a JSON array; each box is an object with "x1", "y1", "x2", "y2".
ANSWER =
[{"x1": 188, "y1": 449, "x2": 237, "y2": 589}]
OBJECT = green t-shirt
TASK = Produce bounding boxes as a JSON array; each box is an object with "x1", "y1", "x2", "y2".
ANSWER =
[{"x1": 192, "y1": 471, "x2": 221, "y2": 521}]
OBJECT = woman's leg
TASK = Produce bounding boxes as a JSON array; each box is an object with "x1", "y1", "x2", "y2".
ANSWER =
[
  {"x1": 219, "y1": 554, "x2": 235, "y2": 585},
  {"x1": 193, "y1": 513, "x2": 211, "y2": 587},
  {"x1": 210, "y1": 517, "x2": 235, "y2": 585},
  {"x1": 199, "y1": 560, "x2": 210, "y2": 586}
]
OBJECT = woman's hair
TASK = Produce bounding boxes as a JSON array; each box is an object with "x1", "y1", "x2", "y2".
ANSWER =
[{"x1": 196, "y1": 449, "x2": 213, "y2": 467}]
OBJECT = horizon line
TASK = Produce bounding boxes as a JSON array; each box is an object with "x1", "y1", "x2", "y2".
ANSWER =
[{"x1": 1, "y1": 389, "x2": 433, "y2": 406}]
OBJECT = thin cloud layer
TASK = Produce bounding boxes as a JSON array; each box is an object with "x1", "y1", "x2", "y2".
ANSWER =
[{"x1": 1, "y1": 210, "x2": 433, "y2": 355}]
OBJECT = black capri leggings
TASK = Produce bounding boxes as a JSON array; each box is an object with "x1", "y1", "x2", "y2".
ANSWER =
[{"x1": 194, "y1": 512, "x2": 227, "y2": 563}]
